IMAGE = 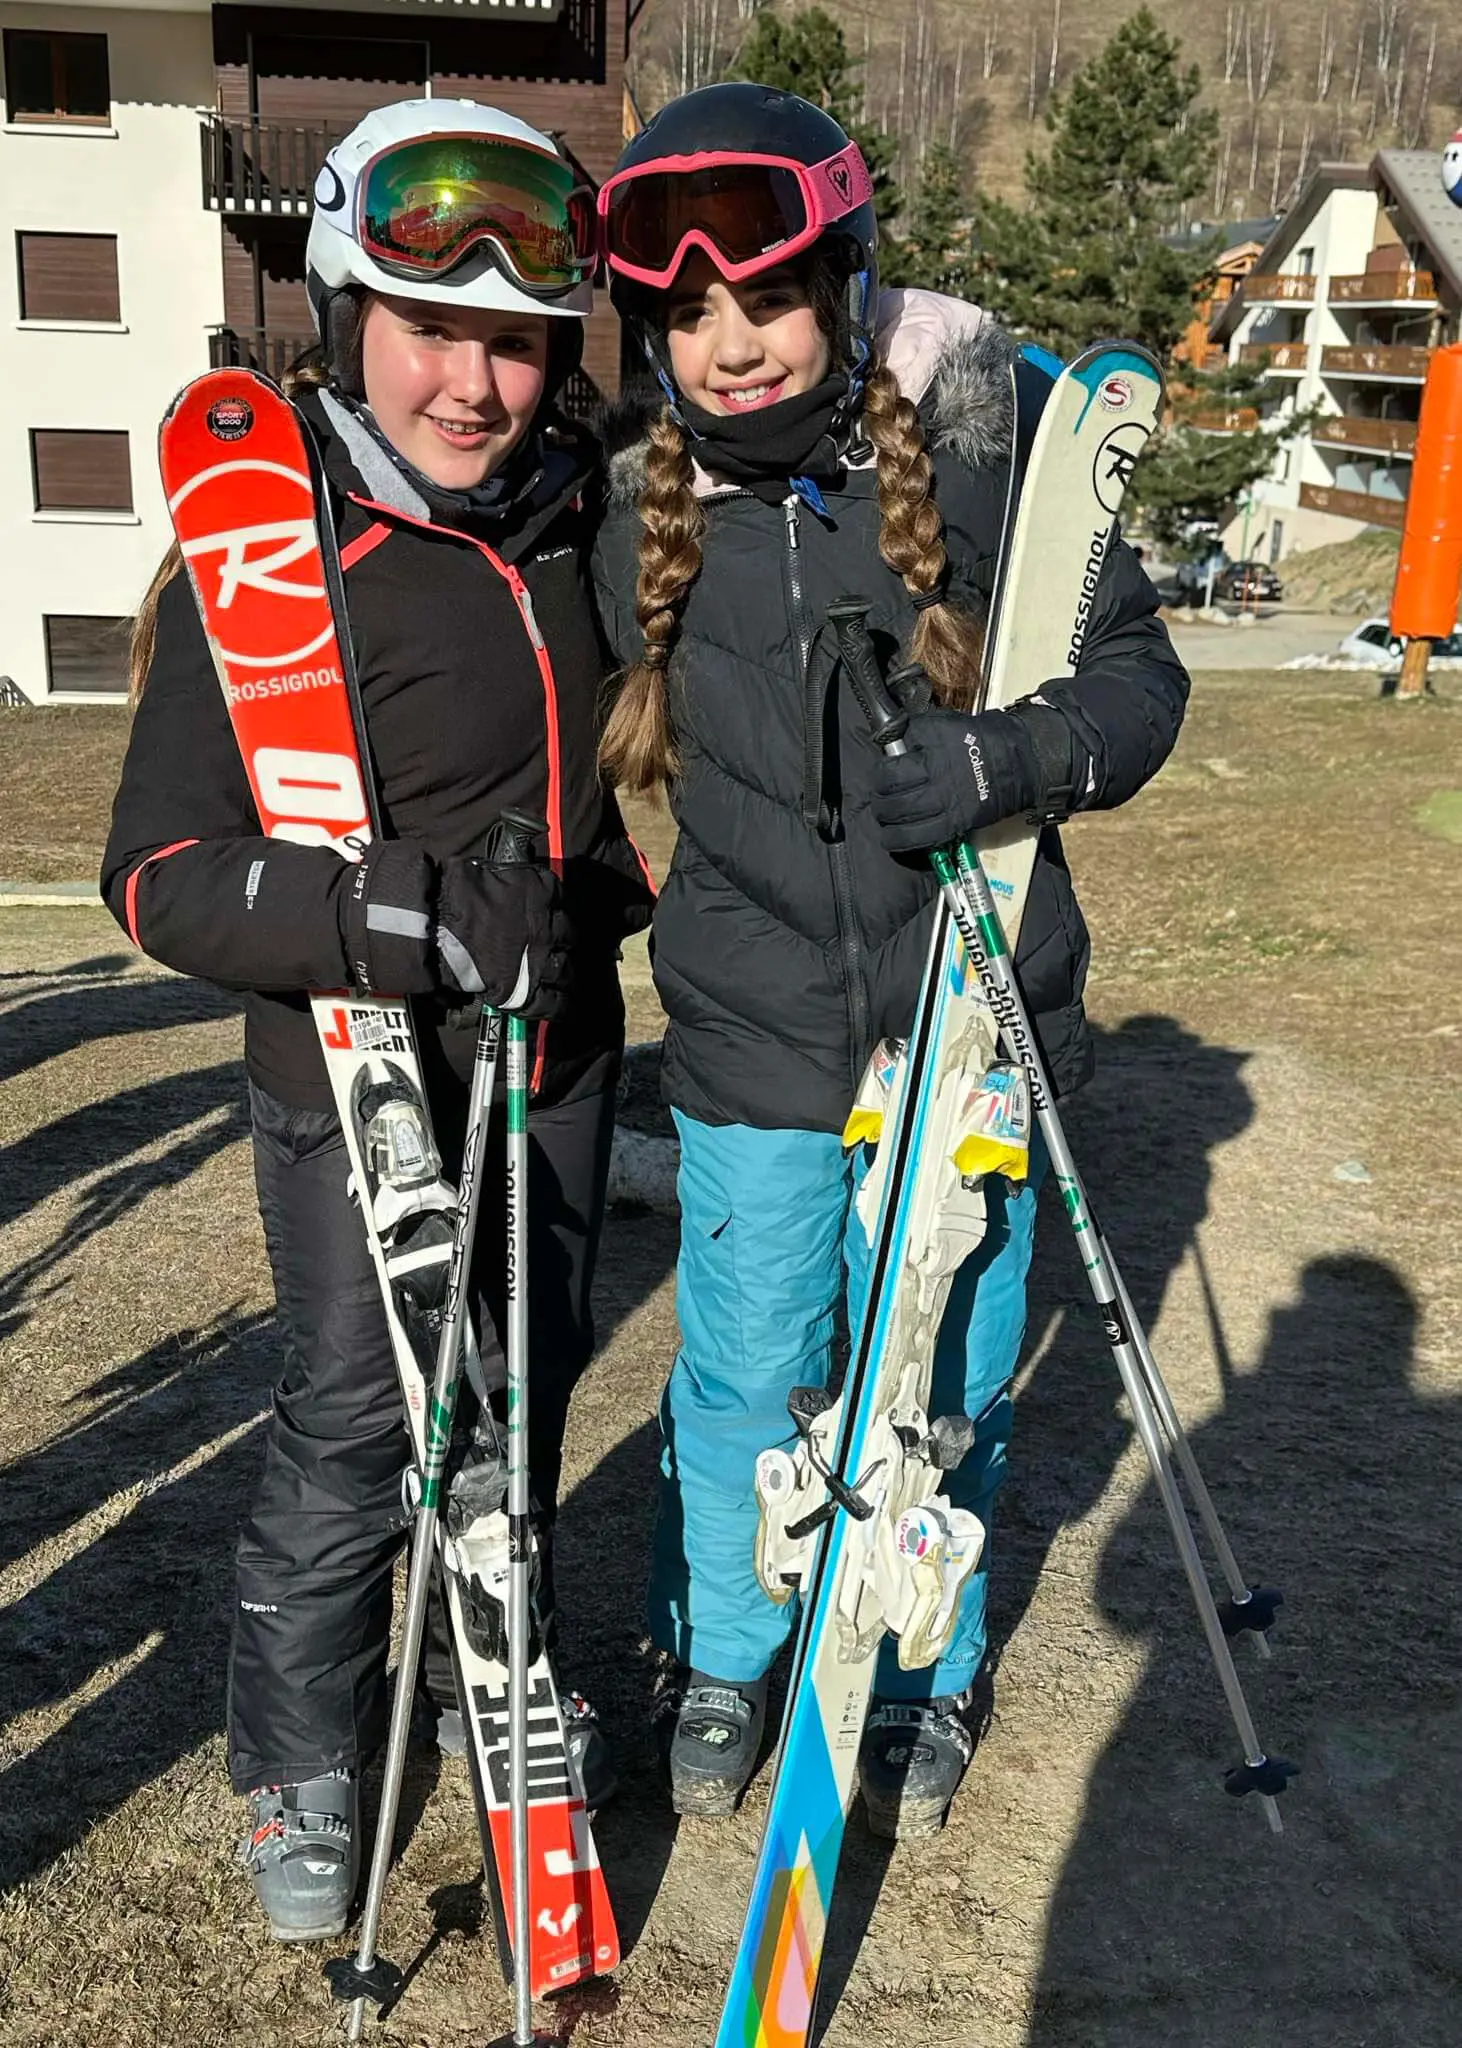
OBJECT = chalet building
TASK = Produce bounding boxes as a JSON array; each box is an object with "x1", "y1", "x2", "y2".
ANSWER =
[
  {"x1": 1, "y1": 0, "x2": 635, "y2": 700},
  {"x1": 1208, "y1": 152, "x2": 1462, "y2": 563}
]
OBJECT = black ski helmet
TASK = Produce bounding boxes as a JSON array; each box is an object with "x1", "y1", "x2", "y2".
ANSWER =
[{"x1": 607, "y1": 82, "x2": 880, "y2": 414}]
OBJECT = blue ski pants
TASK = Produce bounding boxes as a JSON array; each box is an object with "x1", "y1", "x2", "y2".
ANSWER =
[{"x1": 649, "y1": 1113, "x2": 1044, "y2": 1700}]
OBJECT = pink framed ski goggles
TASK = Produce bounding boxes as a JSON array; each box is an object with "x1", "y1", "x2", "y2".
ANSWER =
[{"x1": 598, "y1": 143, "x2": 874, "y2": 288}]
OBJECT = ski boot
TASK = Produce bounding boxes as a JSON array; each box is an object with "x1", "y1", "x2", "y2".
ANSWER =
[
  {"x1": 239, "y1": 1769, "x2": 359, "y2": 1941},
  {"x1": 658, "y1": 1668, "x2": 770, "y2": 1817},
  {"x1": 858, "y1": 1688, "x2": 978, "y2": 1841}
]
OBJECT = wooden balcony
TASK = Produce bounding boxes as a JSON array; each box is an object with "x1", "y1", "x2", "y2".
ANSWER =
[
  {"x1": 202, "y1": 116, "x2": 344, "y2": 215},
  {"x1": 1320, "y1": 344, "x2": 1432, "y2": 380},
  {"x1": 1238, "y1": 342, "x2": 1309, "y2": 373},
  {"x1": 1329, "y1": 269, "x2": 1436, "y2": 304},
  {"x1": 210, "y1": 325, "x2": 317, "y2": 384},
  {"x1": 1311, "y1": 415, "x2": 1419, "y2": 458},
  {"x1": 1242, "y1": 273, "x2": 1315, "y2": 302},
  {"x1": 1188, "y1": 407, "x2": 1261, "y2": 432},
  {"x1": 1298, "y1": 481, "x2": 1406, "y2": 529}
]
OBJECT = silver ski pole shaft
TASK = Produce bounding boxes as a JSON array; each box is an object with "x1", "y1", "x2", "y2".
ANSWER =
[
  {"x1": 938, "y1": 841, "x2": 1294, "y2": 1830},
  {"x1": 504, "y1": 1003, "x2": 535, "y2": 2048},
  {"x1": 333, "y1": 999, "x2": 503, "y2": 2040}
]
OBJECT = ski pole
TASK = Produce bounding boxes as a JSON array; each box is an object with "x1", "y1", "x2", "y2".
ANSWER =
[
  {"x1": 831, "y1": 604, "x2": 1294, "y2": 1828},
  {"x1": 325, "y1": 813, "x2": 534, "y2": 2037},
  {"x1": 488, "y1": 857, "x2": 558, "y2": 2048}
]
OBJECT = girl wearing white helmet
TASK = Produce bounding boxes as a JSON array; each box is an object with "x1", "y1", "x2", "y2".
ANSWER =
[{"x1": 104, "y1": 100, "x2": 651, "y2": 1941}]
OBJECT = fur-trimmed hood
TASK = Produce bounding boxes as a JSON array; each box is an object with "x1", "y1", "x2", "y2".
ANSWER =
[{"x1": 597, "y1": 287, "x2": 1020, "y2": 510}]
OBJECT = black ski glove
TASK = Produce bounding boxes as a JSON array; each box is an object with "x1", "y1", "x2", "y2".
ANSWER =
[
  {"x1": 435, "y1": 852, "x2": 572, "y2": 1018},
  {"x1": 341, "y1": 839, "x2": 572, "y2": 1019},
  {"x1": 871, "y1": 704, "x2": 1071, "y2": 856}
]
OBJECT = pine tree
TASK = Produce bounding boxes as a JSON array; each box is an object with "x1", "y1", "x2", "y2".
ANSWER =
[
  {"x1": 974, "y1": 8, "x2": 1218, "y2": 357},
  {"x1": 889, "y1": 143, "x2": 974, "y2": 295},
  {"x1": 727, "y1": 7, "x2": 899, "y2": 215}
]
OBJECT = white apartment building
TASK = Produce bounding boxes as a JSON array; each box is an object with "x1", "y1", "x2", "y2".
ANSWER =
[
  {"x1": 1210, "y1": 152, "x2": 1462, "y2": 563},
  {"x1": 2, "y1": 4, "x2": 222, "y2": 700},
  {"x1": 1, "y1": 0, "x2": 628, "y2": 702}
]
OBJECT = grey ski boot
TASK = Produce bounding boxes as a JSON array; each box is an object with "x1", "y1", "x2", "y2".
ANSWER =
[
  {"x1": 239, "y1": 1769, "x2": 360, "y2": 1941},
  {"x1": 857, "y1": 1689, "x2": 977, "y2": 1840},
  {"x1": 660, "y1": 1669, "x2": 770, "y2": 1817}
]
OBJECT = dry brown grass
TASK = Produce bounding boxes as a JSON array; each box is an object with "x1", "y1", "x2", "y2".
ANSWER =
[{"x1": 1, "y1": 672, "x2": 1460, "y2": 2045}]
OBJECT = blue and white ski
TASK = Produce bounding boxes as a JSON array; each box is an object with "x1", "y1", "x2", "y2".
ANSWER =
[{"x1": 716, "y1": 345, "x2": 1165, "y2": 2048}]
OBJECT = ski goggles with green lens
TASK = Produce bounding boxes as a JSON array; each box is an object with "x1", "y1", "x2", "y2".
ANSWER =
[{"x1": 357, "y1": 133, "x2": 597, "y2": 295}]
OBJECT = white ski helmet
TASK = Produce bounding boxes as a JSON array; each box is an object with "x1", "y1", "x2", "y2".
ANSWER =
[{"x1": 306, "y1": 98, "x2": 596, "y2": 344}]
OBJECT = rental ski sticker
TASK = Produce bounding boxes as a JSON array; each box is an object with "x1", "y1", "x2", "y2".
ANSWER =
[
  {"x1": 1097, "y1": 374, "x2": 1133, "y2": 411},
  {"x1": 206, "y1": 395, "x2": 255, "y2": 441}
]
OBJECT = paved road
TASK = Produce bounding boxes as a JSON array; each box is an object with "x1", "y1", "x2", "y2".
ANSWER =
[{"x1": 1166, "y1": 607, "x2": 1366, "y2": 672}]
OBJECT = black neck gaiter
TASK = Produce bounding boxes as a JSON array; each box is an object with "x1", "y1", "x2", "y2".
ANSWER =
[{"x1": 678, "y1": 372, "x2": 850, "y2": 503}]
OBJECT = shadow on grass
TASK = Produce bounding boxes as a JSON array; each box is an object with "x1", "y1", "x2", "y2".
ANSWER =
[{"x1": 1029, "y1": 1249, "x2": 1462, "y2": 2047}]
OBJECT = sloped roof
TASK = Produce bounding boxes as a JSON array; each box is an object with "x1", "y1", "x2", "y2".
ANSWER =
[
  {"x1": 1371, "y1": 149, "x2": 1462, "y2": 301},
  {"x1": 1209, "y1": 164, "x2": 1371, "y2": 340}
]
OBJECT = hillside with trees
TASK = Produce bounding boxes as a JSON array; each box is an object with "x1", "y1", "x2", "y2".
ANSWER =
[{"x1": 630, "y1": 0, "x2": 1461, "y2": 224}]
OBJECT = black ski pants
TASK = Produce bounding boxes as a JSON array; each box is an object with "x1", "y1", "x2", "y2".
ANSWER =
[{"x1": 228, "y1": 1070, "x2": 617, "y2": 1792}]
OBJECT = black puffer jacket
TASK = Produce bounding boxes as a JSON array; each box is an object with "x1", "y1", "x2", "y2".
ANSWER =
[
  {"x1": 592, "y1": 291, "x2": 1190, "y2": 1133},
  {"x1": 104, "y1": 388, "x2": 652, "y2": 1113}
]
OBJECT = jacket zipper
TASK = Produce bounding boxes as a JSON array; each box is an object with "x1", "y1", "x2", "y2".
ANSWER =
[{"x1": 783, "y1": 495, "x2": 871, "y2": 1091}]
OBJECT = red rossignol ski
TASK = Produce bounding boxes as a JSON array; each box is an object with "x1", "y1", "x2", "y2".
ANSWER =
[{"x1": 158, "y1": 367, "x2": 619, "y2": 1998}]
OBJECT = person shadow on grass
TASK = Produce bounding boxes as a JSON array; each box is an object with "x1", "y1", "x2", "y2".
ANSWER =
[{"x1": 1030, "y1": 1252, "x2": 1462, "y2": 2048}]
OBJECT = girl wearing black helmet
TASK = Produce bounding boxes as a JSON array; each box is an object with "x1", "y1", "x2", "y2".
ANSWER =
[{"x1": 593, "y1": 82, "x2": 1190, "y2": 1836}]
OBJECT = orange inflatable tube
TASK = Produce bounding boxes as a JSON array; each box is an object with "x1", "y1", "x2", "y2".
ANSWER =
[{"x1": 1391, "y1": 343, "x2": 1462, "y2": 639}]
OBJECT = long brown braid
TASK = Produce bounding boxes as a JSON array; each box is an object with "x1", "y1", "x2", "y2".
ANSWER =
[
  {"x1": 597, "y1": 407, "x2": 705, "y2": 790},
  {"x1": 860, "y1": 363, "x2": 986, "y2": 711},
  {"x1": 127, "y1": 340, "x2": 339, "y2": 704}
]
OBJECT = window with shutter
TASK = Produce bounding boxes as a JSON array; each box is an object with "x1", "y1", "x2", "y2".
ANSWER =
[
  {"x1": 31, "y1": 430, "x2": 133, "y2": 513},
  {"x1": 44, "y1": 617, "x2": 131, "y2": 696},
  {"x1": 17, "y1": 234, "x2": 121, "y2": 323},
  {"x1": 3, "y1": 30, "x2": 111, "y2": 123}
]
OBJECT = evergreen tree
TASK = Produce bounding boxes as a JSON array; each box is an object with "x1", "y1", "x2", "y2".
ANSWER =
[
  {"x1": 1131, "y1": 357, "x2": 1322, "y2": 552},
  {"x1": 889, "y1": 142, "x2": 974, "y2": 295},
  {"x1": 974, "y1": 8, "x2": 1218, "y2": 357},
  {"x1": 727, "y1": 7, "x2": 899, "y2": 215}
]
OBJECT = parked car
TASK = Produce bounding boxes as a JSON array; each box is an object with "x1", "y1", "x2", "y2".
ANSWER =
[
  {"x1": 1212, "y1": 560, "x2": 1284, "y2": 604},
  {"x1": 1337, "y1": 617, "x2": 1462, "y2": 664}
]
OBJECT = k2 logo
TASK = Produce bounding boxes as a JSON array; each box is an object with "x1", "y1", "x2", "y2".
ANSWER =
[
  {"x1": 828, "y1": 160, "x2": 852, "y2": 202},
  {"x1": 537, "y1": 1903, "x2": 583, "y2": 1939}
]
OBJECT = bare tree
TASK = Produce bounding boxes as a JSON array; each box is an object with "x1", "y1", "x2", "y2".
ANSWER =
[
  {"x1": 1374, "y1": 0, "x2": 1402, "y2": 78},
  {"x1": 1214, "y1": 116, "x2": 1234, "y2": 214},
  {"x1": 949, "y1": 37, "x2": 966, "y2": 150},
  {"x1": 676, "y1": 0, "x2": 725, "y2": 94},
  {"x1": 1268, "y1": 113, "x2": 1287, "y2": 210},
  {"x1": 1026, "y1": 15, "x2": 1039, "y2": 120},
  {"x1": 1224, "y1": 4, "x2": 1245, "y2": 84},
  {"x1": 1387, "y1": 20, "x2": 1414, "y2": 124},
  {"x1": 981, "y1": 5, "x2": 1003, "y2": 81},
  {"x1": 1289, "y1": 115, "x2": 1315, "y2": 201},
  {"x1": 1406, "y1": 20, "x2": 1437, "y2": 146},
  {"x1": 1315, "y1": 8, "x2": 1337, "y2": 98},
  {"x1": 1248, "y1": 116, "x2": 1262, "y2": 199},
  {"x1": 1047, "y1": 0, "x2": 1062, "y2": 93},
  {"x1": 1349, "y1": 12, "x2": 1367, "y2": 101}
]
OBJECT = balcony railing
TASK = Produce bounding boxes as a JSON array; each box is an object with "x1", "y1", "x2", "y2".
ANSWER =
[
  {"x1": 1320, "y1": 344, "x2": 1432, "y2": 381},
  {"x1": 1242, "y1": 273, "x2": 1315, "y2": 302},
  {"x1": 1311, "y1": 415, "x2": 1419, "y2": 458},
  {"x1": 1299, "y1": 481, "x2": 1406, "y2": 529},
  {"x1": 1329, "y1": 270, "x2": 1436, "y2": 304},
  {"x1": 1238, "y1": 342, "x2": 1309, "y2": 373},
  {"x1": 210, "y1": 325, "x2": 319, "y2": 384},
  {"x1": 1188, "y1": 407, "x2": 1261, "y2": 432},
  {"x1": 207, "y1": 325, "x2": 604, "y2": 423},
  {"x1": 202, "y1": 116, "x2": 344, "y2": 214}
]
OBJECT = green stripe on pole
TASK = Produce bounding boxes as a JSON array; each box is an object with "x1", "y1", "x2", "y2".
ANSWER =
[{"x1": 977, "y1": 910, "x2": 1005, "y2": 957}]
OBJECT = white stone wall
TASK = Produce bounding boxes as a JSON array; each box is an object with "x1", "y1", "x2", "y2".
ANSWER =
[{"x1": 0, "y1": 1, "x2": 219, "y2": 700}]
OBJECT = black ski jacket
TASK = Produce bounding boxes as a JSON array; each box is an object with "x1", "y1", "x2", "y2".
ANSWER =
[
  {"x1": 592, "y1": 291, "x2": 1191, "y2": 1133},
  {"x1": 103, "y1": 387, "x2": 653, "y2": 1113}
]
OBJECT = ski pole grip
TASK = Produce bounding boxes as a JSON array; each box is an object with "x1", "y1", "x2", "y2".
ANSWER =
[
  {"x1": 827, "y1": 596, "x2": 909, "y2": 757},
  {"x1": 484, "y1": 809, "x2": 547, "y2": 870}
]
